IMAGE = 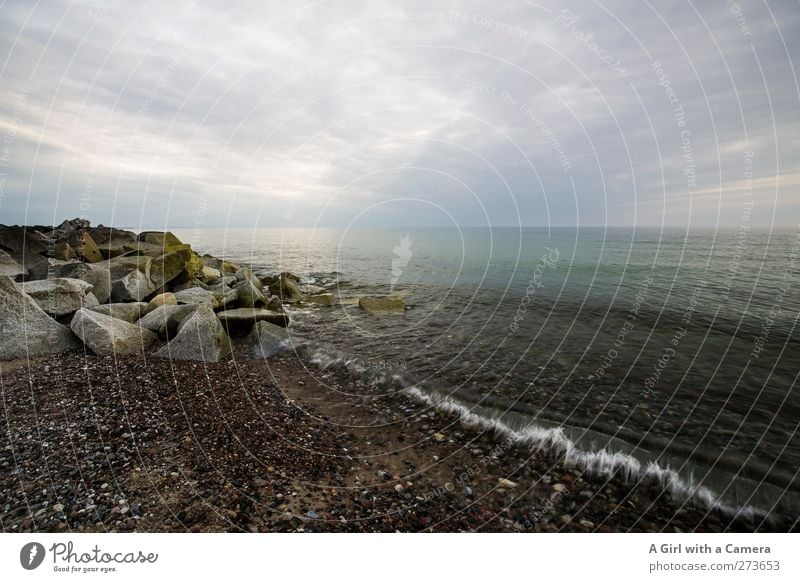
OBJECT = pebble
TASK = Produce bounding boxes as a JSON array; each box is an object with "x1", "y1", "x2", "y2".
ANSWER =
[
  {"x1": 52, "y1": 503, "x2": 64, "y2": 513},
  {"x1": 498, "y1": 478, "x2": 518, "y2": 488}
]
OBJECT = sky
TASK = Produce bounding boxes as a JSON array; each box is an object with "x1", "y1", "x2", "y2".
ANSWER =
[{"x1": 0, "y1": 0, "x2": 798, "y2": 229}]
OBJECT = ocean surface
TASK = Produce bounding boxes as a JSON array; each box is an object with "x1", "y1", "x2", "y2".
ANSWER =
[{"x1": 175, "y1": 226, "x2": 800, "y2": 520}]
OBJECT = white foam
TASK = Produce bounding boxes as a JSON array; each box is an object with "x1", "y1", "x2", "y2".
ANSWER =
[{"x1": 308, "y1": 347, "x2": 767, "y2": 521}]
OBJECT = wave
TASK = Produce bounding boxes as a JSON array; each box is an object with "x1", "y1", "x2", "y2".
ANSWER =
[{"x1": 303, "y1": 343, "x2": 798, "y2": 526}]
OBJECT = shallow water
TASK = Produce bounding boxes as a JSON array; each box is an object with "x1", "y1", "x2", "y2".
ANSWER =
[{"x1": 177, "y1": 226, "x2": 800, "y2": 518}]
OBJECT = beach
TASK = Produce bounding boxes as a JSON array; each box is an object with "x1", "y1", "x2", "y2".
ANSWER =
[{"x1": 0, "y1": 350, "x2": 780, "y2": 533}]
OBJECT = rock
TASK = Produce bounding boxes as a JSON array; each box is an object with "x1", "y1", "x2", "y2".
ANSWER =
[
  {"x1": 202, "y1": 266, "x2": 221, "y2": 281},
  {"x1": 137, "y1": 231, "x2": 184, "y2": 248},
  {"x1": 110, "y1": 268, "x2": 154, "y2": 302},
  {"x1": 25, "y1": 257, "x2": 78, "y2": 281},
  {"x1": 136, "y1": 304, "x2": 197, "y2": 337},
  {"x1": 20, "y1": 278, "x2": 94, "y2": 317},
  {"x1": 87, "y1": 225, "x2": 136, "y2": 246},
  {"x1": 217, "y1": 308, "x2": 289, "y2": 335},
  {"x1": 0, "y1": 225, "x2": 49, "y2": 263},
  {"x1": 143, "y1": 292, "x2": 177, "y2": 315},
  {"x1": 0, "y1": 276, "x2": 81, "y2": 360},
  {"x1": 268, "y1": 274, "x2": 304, "y2": 303},
  {"x1": 359, "y1": 296, "x2": 406, "y2": 313},
  {"x1": 121, "y1": 241, "x2": 192, "y2": 257},
  {"x1": 305, "y1": 293, "x2": 335, "y2": 307},
  {"x1": 49, "y1": 241, "x2": 78, "y2": 261},
  {"x1": 235, "y1": 279, "x2": 267, "y2": 308},
  {"x1": 174, "y1": 287, "x2": 219, "y2": 308},
  {"x1": 155, "y1": 304, "x2": 231, "y2": 362},
  {"x1": 202, "y1": 255, "x2": 239, "y2": 274},
  {"x1": 83, "y1": 292, "x2": 100, "y2": 308},
  {"x1": 266, "y1": 295, "x2": 283, "y2": 311},
  {"x1": 70, "y1": 308, "x2": 158, "y2": 356},
  {"x1": 432, "y1": 433, "x2": 447, "y2": 442},
  {"x1": 65, "y1": 230, "x2": 103, "y2": 263},
  {"x1": 0, "y1": 249, "x2": 24, "y2": 278},
  {"x1": 149, "y1": 248, "x2": 192, "y2": 288},
  {"x1": 552, "y1": 483, "x2": 567, "y2": 493},
  {"x1": 235, "y1": 267, "x2": 263, "y2": 290},
  {"x1": 52, "y1": 262, "x2": 112, "y2": 304},
  {"x1": 299, "y1": 284, "x2": 326, "y2": 295},
  {"x1": 245, "y1": 320, "x2": 291, "y2": 358},
  {"x1": 498, "y1": 478, "x2": 518, "y2": 489},
  {"x1": 170, "y1": 253, "x2": 204, "y2": 285},
  {"x1": 89, "y1": 302, "x2": 147, "y2": 323}
]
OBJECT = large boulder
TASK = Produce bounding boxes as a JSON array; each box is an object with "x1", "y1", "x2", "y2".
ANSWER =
[
  {"x1": 155, "y1": 304, "x2": 231, "y2": 362},
  {"x1": 89, "y1": 302, "x2": 147, "y2": 323},
  {"x1": 149, "y1": 248, "x2": 192, "y2": 288},
  {"x1": 137, "y1": 231, "x2": 185, "y2": 248},
  {"x1": 235, "y1": 267, "x2": 263, "y2": 290},
  {"x1": 25, "y1": 257, "x2": 78, "y2": 281},
  {"x1": 49, "y1": 241, "x2": 79, "y2": 261},
  {"x1": 64, "y1": 230, "x2": 103, "y2": 263},
  {"x1": 110, "y1": 268, "x2": 155, "y2": 302},
  {"x1": 0, "y1": 276, "x2": 81, "y2": 360},
  {"x1": 0, "y1": 249, "x2": 24, "y2": 278},
  {"x1": 143, "y1": 292, "x2": 177, "y2": 315},
  {"x1": 136, "y1": 303, "x2": 197, "y2": 337},
  {"x1": 52, "y1": 262, "x2": 112, "y2": 304},
  {"x1": 71, "y1": 308, "x2": 158, "y2": 356},
  {"x1": 0, "y1": 225, "x2": 49, "y2": 264},
  {"x1": 235, "y1": 279, "x2": 267, "y2": 308},
  {"x1": 20, "y1": 278, "x2": 95, "y2": 317},
  {"x1": 121, "y1": 241, "x2": 192, "y2": 257},
  {"x1": 217, "y1": 307, "x2": 289, "y2": 335},
  {"x1": 268, "y1": 273, "x2": 304, "y2": 303},
  {"x1": 244, "y1": 321, "x2": 291, "y2": 359},
  {"x1": 202, "y1": 255, "x2": 239, "y2": 274},
  {"x1": 359, "y1": 296, "x2": 406, "y2": 314},
  {"x1": 173, "y1": 287, "x2": 217, "y2": 307}
]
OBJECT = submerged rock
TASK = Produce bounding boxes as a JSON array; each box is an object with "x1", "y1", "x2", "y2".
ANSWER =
[
  {"x1": 245, "y1": 320, "x2": 291, "y2": 358},
  {"x1": 358, "y1": 296, "x2": 406, "y2": 314},
  {"x1": 0, "y1": 276, "x2": 81, "y2": 360},
  {"x1": 70, "y1": 308, "x2": 158, "y2": 356},
  {"x1": 268, "y1": 273, "x2": 304, "y2": 303},
  {"x1": 305, "y1": 293, "x2": 335, "y2": 307},
  {"x1": 217, "y1": 307, "x2": 289, "y2": 335},
  {"x1": 155, "y1": 304, "x2": 232, "y2": 362}
]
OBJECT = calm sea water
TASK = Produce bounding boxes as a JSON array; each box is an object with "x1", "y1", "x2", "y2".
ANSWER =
[{"x1": 175, "y1": 226, "x2": 800, "y2": 518}]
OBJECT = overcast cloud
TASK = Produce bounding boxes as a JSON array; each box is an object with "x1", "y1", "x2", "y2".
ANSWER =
[{"x1": 0, "y1": 0, "x2": 798, "y2": 228}]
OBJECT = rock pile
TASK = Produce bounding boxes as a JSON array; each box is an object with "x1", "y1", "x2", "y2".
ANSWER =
[{"x1": 0, "y1": 219, "x2": 301, "y2": 362}]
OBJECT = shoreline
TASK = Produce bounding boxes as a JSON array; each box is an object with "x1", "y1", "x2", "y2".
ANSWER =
[{"x1": 0, "y1": 350, "x2": 785, "y2": 532}]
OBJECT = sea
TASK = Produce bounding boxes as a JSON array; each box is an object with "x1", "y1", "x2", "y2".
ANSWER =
[{"x1": 174, "y1": 226, "x2": 800, "y2": 522}]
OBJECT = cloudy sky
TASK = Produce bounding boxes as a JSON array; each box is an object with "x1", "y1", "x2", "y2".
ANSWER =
[{"x1": 0, "y1": 0, "x2": 798, "y2": 229}]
